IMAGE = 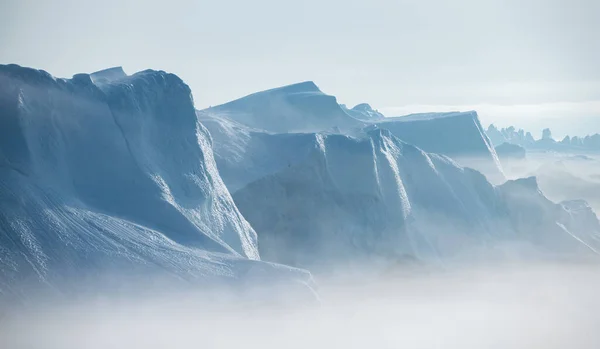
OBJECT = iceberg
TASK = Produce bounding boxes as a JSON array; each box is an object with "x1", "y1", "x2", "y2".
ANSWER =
[
  {"x1": 212, "y1": 127, "x2": 600, "y2": 269},
  {"x1": 0, "y1": 64, "x2": 314, "y2": 300},
  {"x1": 201, "y1": 85, "x2": 505, "y2": 183},
  {"x1": 2, "y1": 66, "x2": 599, "y2": 301}
]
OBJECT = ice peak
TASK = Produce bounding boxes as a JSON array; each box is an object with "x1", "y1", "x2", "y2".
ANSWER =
[
  {"x1": 352, "y1": 103, "x2": 374, "y2": 111},
  {"x1": 276, "y1": 81, "x2": 320, "y2": 94},
  {"x1": 0, "y1": 64, "x2": 56, "y2": 85},
  {"x1": 347, "y1": 103, "x2": 385, "y2": 120},
  {"x1": 204, "y1": 80, "x2": 363, "y2": 133}
]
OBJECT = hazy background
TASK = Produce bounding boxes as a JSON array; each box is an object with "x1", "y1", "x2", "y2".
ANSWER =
[{"x1": 1, "y1": 0, "x2": 599, "y2": 136}]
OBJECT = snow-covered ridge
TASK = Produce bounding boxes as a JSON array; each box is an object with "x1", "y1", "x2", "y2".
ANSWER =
[
  {"x1": 341, "y1": 103, "x2": 385, "y2": 121},
  {"x1": 2, "y1": 64, "x2": 257, "y2": 257},
  {"x1": 202, "y1": 81, "x2": 364, "y2": 134},
  {"x1": 202, "y1": 82, "x2": 504, "y2": 183},
  {"x1": 387, "y1": 111, "x2": 467, "y2": 121},
  {"x1": 0, "y1": 64, "x2": 314, "y2": 299}
]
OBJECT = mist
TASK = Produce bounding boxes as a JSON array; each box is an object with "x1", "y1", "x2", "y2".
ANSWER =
[
  {"x1": 2, "y1": 263, "x2": 600, "y2": 349},
  {"x1": 499, "y1": 152, "x2": 600, "y2": 213}
]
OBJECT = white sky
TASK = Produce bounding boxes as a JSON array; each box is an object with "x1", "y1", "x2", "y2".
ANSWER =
[{"x1": 1, "y1": 0, "x2": 599, "y2": 136}]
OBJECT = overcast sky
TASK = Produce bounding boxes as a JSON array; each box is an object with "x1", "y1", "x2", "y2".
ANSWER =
[{"x1": 2, "y1": 0, "x2": 599, "y2": 136}]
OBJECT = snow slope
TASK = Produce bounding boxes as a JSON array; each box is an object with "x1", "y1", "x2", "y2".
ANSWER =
[
  {"x1": 201, "y1": 81, "x2": 365, "y2": 133},
  {"x1": 0, "y1": 65, "x2": 313, "y2": 299},
  {"x1": 376, "y1": 112, "x2": 505, "y2": 183}
]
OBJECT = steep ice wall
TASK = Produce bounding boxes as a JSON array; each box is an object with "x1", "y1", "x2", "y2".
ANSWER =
[
  {"x1": 0, "y1": 65, "x2": 313, "y2": 298},
  {"x1": 201, "y1": 81, "x2": 364, "y2": 133},
  {"x1": 198, "y1": 110, "x2": 320, "y2": 192},
  {"x1": 376, "y1": 112, "x2": 505, "y2": 183},
  {"x1": 230, "y1": 130, "x2": 600, "y2": 269}
]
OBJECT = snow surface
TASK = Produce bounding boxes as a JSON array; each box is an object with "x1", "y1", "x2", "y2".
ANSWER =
[
  {"x1": 204, "y1": 81, "x2": 364, "y2": 134},
  {"x1": 0, "y1": 64, "x2": 314, "y2": 300}
]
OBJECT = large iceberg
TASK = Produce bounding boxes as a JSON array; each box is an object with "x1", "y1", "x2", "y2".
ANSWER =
[
  {"x1": 2, "y1": 65, "x2": 599, "y2": 302},
  {"x1": 200, "y1": 85, "x2": 505, "y2": 183},
  {"x1": 200, "y1": 120, "x2": 599, "y2": 269},
  {"x1": 0, "y1": 65, "x2": 314, "y2": 300},
  {"x1": 196, "y1": 84, "x2": 599, "y2": 270}
]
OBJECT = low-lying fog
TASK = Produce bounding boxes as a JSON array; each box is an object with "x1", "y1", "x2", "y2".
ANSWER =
[
  {"x1": 500, "y1": 152, "x2": 600, "y2": 214},
  {"x1": 2, "y1": 263, "x2": 600, "y2": 349}
]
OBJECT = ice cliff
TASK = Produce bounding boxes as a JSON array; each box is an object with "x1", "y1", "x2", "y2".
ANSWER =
[{"x1": 0, "y1": 65, "x2": 313, "y2": 300}]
